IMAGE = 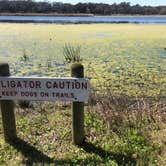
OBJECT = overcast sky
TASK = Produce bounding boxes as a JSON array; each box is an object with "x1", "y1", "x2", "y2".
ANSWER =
[{"x1": 36, "y1": 0, "x2": 165, "y2": 6}]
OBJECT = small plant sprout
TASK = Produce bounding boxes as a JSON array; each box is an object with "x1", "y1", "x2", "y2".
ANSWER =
[
  {"x1": 63, "y1": 43, "x2": 82, "y2": 63},
  {"x1": 21, "y1": 49, "x2": 29, "y2": 62}
]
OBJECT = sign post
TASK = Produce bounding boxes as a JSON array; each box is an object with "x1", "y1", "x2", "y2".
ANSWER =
[
  {"x1": 0, "y1": 63, "x2": 89, "y2": 145},
  {"x1": 71, "y1": 63, "x2": 85, "y2": 145},
  {"x1": 0, "y1": 63, "x2": 17, "y2": 142}
]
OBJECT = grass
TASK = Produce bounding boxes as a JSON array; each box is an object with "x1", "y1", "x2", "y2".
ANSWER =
[
  {"x1": 0, "y1": 97, "x2": 165, "y2": 165},
  {"x1": 63, "y1": 43, "x2": 82, "y2": 63},
  {"x1": 0, "y1": 23, "x2": 165, "y2": 165}
]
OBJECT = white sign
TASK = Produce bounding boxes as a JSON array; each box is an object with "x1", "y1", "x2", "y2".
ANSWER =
[{"x1": 0, "y1": 77, "x2": 89, "y2": 102}]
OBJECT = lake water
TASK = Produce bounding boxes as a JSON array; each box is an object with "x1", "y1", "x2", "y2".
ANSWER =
[{"x1": 0, "y1": 15, "x2": 166, "y2": 23}]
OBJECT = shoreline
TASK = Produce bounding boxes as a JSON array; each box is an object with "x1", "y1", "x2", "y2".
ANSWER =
[
  {"x1": 0, "y1": 14, "x2": 165, "y2": 24},
  {"x1": 0, "y1": 13, "x2": 94, "y2": 17},
  {"x1": 0, "y1": 13, "x2": 166, "y2": 17},
  {"x1": 0, "y1": 20, "x2": 165, "y2": 24},
  {"x1": 0, "y1": 20, "x2": 130, "y2": 24}
]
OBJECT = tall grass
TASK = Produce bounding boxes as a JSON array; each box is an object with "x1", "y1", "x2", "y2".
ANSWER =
[
  {"x1": 63, "y1": 43, "x2": 82, "y2": 63},
  {"x1": 87, "y1": 83, "x2": 165, "y2": 165}
]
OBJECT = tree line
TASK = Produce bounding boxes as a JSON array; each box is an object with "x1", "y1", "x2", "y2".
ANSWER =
[{"x1": 0, "y1": 0, "x2": 165, "y2": 15}]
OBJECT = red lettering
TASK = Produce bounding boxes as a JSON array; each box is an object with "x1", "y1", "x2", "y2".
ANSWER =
[
  {"x1": 36, "y1": 81, "x2": 41, "y2": 88},
  {"x1": 75, "y1": 82, "x2": 80, "y2": 89},
  {"x1": 59, "y1": 82, "x2": 65, "y2": 89},
  {"x1": 23, "y1": 81, "x2": 28, "y2": 88},
  {"x1": 56, "y1": 93, "x2": 60, "y2": 97},
  {"x1": 17, "y1": 81, "x2": 22, "y2": 88},
  {"x1": 71, "y1": 93, "x2": 74, "y2": 98},
  {"x1": 46, "y1": 81, "x2": 51, "y2": 89},
  {"x1": 29, "y1": 81, "x2": 35, "y2": 88},
  {"x1": 21, "y1": 91, "x2": 37, "y2": 97},
  {"x1": 1, "y1": 91, "x2": 18, "y2": 96},
  {"x1": 53, "y1": 82, "x2": 58, "y2": 88},
  {"x1": 11, "y1": 81, "x2": 16, "y2": 88},
  {"x1": 0, "y1": 81, "x2": 6, "y2": 88},
  {"x1": 40, "y1": 92, "x2": 49, "y2": 97},
  {"x1": 60, "y1": 93, "x2": 64, "y2": 97},
  {"x1": 66, "y1": 81, "x2": 71, "y2": 89},
  {"x1": 82, "y1": 82, "x2": 87, "y2": 90}
]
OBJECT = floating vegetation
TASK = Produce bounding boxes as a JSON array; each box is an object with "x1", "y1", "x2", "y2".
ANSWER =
[{"x1": 0, "y1": 23, "x2": 165, "y2": 97}]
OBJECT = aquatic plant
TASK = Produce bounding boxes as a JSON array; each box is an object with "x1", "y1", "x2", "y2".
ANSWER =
[
  {"x1": 0, "y1": 23, "x2": 165, "y2": 97},
  {"x1": 63, "y1": 43, "x2": 82, "y2": 63}
]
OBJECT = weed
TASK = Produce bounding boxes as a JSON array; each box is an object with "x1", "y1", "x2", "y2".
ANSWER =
[
  {"x1": 63, "y1": 43, "x2": 82, "y2": 63},
  {"x1": 20, "y1": 49, "x2": 29, "y2": 62}
]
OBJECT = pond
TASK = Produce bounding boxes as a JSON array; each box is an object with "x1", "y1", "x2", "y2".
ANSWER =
[{"x1": 0, "y1": 15, "x2": 166, "y2": 23}]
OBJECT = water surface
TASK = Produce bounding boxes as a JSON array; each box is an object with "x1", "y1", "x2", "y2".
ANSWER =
[{"x1": 0, "y1": 15, "x2": 166, "y2": 23}]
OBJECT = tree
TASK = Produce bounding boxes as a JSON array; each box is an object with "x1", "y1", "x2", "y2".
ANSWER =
[{"x1": 0, "y1": 1, "x2": 165, "y2": 15}]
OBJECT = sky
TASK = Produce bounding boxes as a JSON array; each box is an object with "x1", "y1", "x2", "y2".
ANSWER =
[{"x1": 37, "y1": 0, "x2": 165, "y2": 6}]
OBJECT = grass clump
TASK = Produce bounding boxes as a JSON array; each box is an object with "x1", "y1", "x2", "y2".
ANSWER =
[
  {"x1": 87, "y1": 87, "x2": 165, "y2": 165},
  {"x1": 63, "y1": 43, "x2": 82, "y2": 63},
  {"x1": 0, "y1": 93, "x2": 165, "y2": 165}
]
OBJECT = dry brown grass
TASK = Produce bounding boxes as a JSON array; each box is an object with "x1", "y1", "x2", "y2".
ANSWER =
[{"x1": 88, "y1": 87, "x2": 166, "y2": 162}]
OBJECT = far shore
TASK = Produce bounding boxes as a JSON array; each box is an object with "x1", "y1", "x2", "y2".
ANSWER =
[
  {"x1": 0, "y1": 13, "x2": 94, "y2": 17},
  {"x1": 0, "y1": 13, "x2": 166, "y2": 17}
]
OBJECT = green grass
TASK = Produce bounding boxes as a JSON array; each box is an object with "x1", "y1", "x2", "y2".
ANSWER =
[{"x1": 0, "y1": 101, "x2": 164, "y2": 165}]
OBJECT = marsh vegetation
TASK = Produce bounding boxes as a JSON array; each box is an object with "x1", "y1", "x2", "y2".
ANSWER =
[{"x1": 0, "y1": 23, "x2": 165, "y2": 165}]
